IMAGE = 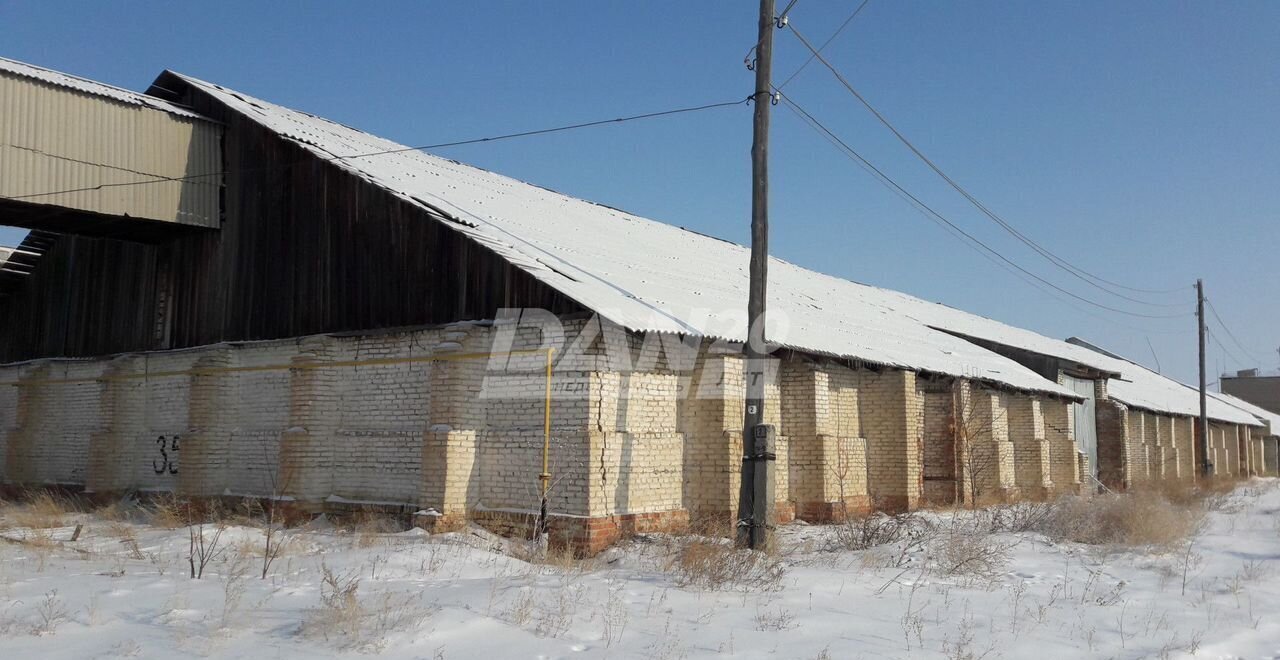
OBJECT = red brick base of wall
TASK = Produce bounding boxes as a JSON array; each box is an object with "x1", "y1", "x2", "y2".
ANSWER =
[
  {"x1": 874, "y1": 494, "x2": 919, "y2": 512},
  {"x1": 1017, "y1": 486, "x2": 1052, "y2": 501},
  {"x1": 794, "y1": 496, "x2": 873, "y2": 523},
  {"x1": 465, "y1": 508, "x2": 693, "y2": 556}
]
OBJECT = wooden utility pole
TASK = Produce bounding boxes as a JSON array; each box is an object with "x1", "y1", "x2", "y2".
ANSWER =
[
  {"x1": 737, "y1": 0, "x2": 777, "y2": 550},
  {"x1": 1197, "y1": 279, "x2": 1210, "y2": 477}
]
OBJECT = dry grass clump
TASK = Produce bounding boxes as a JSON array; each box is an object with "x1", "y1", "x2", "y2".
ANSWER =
[
  {"x1": 300, "y1": 563, "x2": 364, "y2": 643},
  {"x1": 92, "y1": 499, "x2": 136, "y2": 523},
  {"x1": 10, "y1": 491, "x2": 74, "y2": 529},
  {"x1": 1136, "y1": 478, "x2": 1235, "y2": 509},
  {"x1": 145, "y1": 494, "x2": 190, "y2": 529},
  {"x1": 1038, "y1": 491, "x2": 1204, "y2": 548},
  {"x1": 665, "y1": 538, "x2": 785, "y2": 591},
  {"x1": 684, "y1": 515, "x2": 736, "y2": 539},
  {"x1": 345, "y1": 511, "x2": 405, "y2": 548}
]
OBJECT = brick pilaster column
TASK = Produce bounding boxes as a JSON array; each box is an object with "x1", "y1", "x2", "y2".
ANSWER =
[
  {"x1": 1009, "y1": 396, "x2": 1052, "y2": 499},
  {"x1": 1046, "y1": 397, "x2": 1084, "y2": 494},
  {"x1": 180, "y1": 348, "x2": 235, "y2": 498},
  {"x1": 679, "y1": 353, "x2": 743, "y2": 522},
  {"x1": 781, "y1": 363, "x2": 825, "y2": 514},
  {"x1": 86, "y1": 356, "x2": 141, "y2": 493},
  {"x1": 282, "y1": 339, "x2": 340, "y2": 503},
  {"x1": 862, "y1": 370, "x2": 922, "y2": 511},
  {"x1": 3, "y1": 363, "x2": 52, "y2": 485},
  {"x1": 421, "y1": 330, "x2": 480, "y2": 528}
]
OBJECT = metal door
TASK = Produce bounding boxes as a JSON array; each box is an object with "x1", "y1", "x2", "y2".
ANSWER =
[{"x1": 1062, "y1": 375, "x2": 1099, "y2": 479}]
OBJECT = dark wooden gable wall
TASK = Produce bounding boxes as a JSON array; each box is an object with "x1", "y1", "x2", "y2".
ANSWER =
[{"x1": 0, "y1": 76, "x2": 582, "y2": 362}]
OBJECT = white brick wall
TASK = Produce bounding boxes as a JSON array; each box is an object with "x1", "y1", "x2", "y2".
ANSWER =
[{"x1": 0, "y1": 318, "x2": 1144, "y2": 531}]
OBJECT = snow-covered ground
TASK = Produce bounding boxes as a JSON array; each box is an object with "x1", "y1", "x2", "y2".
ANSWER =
[{"x1": 3, "y1": 482, "x2": 1280, "y2": 659}]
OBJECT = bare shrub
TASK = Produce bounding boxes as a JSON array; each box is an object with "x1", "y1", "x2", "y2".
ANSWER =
[
  {"x1": 753, "y1": 604, "x2": 796, "y2": 631},
  {"x1": 362, "y1": 592, "x2": 433, "y2": 651},
  {"x1": 601, "y1": 585, "x2": 629, "y2": 647},
  {"x1": 829, "y1": 509, "x2": 934, "y2": 554},
  {"x1": 530, "y1": 585, "x2": 582, "y2": 638},
  {"x1": 220, "y1": 548, "x2": 252, "y2": 629},
  {"x1": 254, "y1": 445, "x2": 298, "y2": 579},
  {"x1": 972, "y1": 501, "x2": 1056, "y2": 534},
  {"x1": 0, "y1": 600, "x2": 21, "y2": 635},
  {"x1": 665, "y1": 538, "x2": 785, "y2": 591},
  {"x1": 928, "y1": 526, "x2": 1011, "y2": 580},
  {"x1": 504, "y1": 588, "x2": 536, "y2": 627},
  {"x1": 300, "y1": 562, "x2": 431, "y2": 651},
  {"x1": 300, "y1": 563, "x2": 364, "y2": 643},
  {"x1": 1039, "y1": 492, "x2": 1204, "y2": 549},
  {"x1": 187, "y1": 501, "x2": 229, "y2": 579},
  {"x1": 942, "y1": 607, "x2": 995, "y2": 660},
  {"x1": 32, "y1": 590, "x2": 68, "y2": 635}
]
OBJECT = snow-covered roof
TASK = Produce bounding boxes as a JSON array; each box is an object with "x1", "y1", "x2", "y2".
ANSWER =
[
  {"x1": 172, "y1": 73, "x2": 1085, "y2": 398},
  {"x1": 1209, "y1": 391, "x2": 1280, "y2": 436},
  {"x1": 1065, "y1": 339, "x2": 1260, "y2": 425},
  {"x1": 0, "y1": 57, "x2": 208, "y2": 120},
  {"x1": 160, "y1": 74, "x2": 1265, "y2": 419}
]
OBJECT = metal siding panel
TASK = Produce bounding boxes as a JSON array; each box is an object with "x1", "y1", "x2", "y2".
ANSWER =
[
  {"x1": 0, "y1": 71, "x2": 221, "y2": 228},
  {"x1": 1062, "y1": 375, "x2": 1099, "y2": 478}
]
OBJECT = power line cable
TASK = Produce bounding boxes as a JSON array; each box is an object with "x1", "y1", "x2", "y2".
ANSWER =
[
  {"x1": 776, "y1": 0, "x2": 872, "y2": 91},
  {"x1": 1, "y1": 96, "x2": 753, "y2": 202},
  {"x1": 785, "y1": 22, "x2": 1190, "y2": 301},
  {"x1": 778, "y1": 0, "x2": 802, "y2": 21},
  {"x1": 1205, "y1": 298, "x2": 1264, "y2": 365},
  {"x1": 775, "y1": 89, "x2": 1192, "y2": 322},
  {"x1": 1209, "y1": 328, "x2": 1250, "y2": 370}
]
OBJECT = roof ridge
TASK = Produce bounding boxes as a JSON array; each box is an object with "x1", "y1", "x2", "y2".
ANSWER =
[{"x1": 1, "y1": 57, "x2": 207, "y2": 119}]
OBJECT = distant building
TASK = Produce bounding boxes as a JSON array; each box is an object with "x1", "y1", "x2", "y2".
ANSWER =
[{"x1": 1221, "y1": 369, "x2": 1280, "y2": 416}]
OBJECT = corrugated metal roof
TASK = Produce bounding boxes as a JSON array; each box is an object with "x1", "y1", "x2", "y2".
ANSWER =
[
  {"x1": 174, "y1": 73, "x2": 1082, "y2": 399},
  {"x1": 0, "y1": 61, "x2": 223, "y2": 228},
  {"x1": 169, "y1": 72, "x2": 1258, "y2": 420},
  {"x1": 1065, "y1": 338, "x2": 1260, "y2": 425},
  {"x1": 1209, "y1": 390, "x2": 1280, "y2": 435},
  {"x1": 0, "y1": 57, "x2": 208, "y2": 120}
]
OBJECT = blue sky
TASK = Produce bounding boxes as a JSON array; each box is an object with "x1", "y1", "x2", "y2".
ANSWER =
[{"x1": 2, "y1": 1, "x2": 1277, "y2": 385}]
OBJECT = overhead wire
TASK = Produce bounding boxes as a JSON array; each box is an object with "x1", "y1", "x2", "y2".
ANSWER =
[
  {"x1": 776, "y1": 0, "x2": 872, "y2": 91},
  {"x1": 1205, "y1": 299, "x2": 1264, "y2": 365},
  {"x1": 1209, "y1": 328, "x2": 1249, "y2": 370},
  {"x1": 778, "y1": 0, "x2": 802, "y2": 21},
  {"x1": 784, "y1": 21, "x2": 1190, "y2": 301},
  {"x1": 1, "y1": 96, "x2": 753, "y2": 202},
  {"x1": 774, "y1": 89, "x2": 1193, "y2": 322}
]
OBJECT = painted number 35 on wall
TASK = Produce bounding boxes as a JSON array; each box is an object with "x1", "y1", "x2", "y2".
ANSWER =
[{"x1": 154, "y1": 435, "x2": 180, "y2": 475}]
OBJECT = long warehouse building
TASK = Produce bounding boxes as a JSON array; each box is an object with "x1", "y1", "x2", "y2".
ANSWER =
[{"x1": 0, "y1": 58, "x2": 1269, "y2": 552}]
